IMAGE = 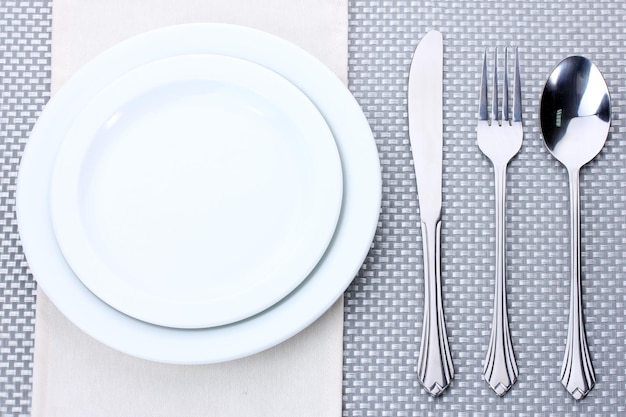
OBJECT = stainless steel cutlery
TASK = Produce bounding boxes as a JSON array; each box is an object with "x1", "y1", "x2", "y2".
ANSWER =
[
  {"x1": 408, "y1": 31, "x2": 610, "y2": 399},
  {"x1": 408, "y1": 30, "x2": 454, "y2": 397},
  {"x1": 540, "y1": 56, "x2": 611, "y2": 400},
  {"x1": 476, "y1": 47, "x2": 522, "y2": 396}
]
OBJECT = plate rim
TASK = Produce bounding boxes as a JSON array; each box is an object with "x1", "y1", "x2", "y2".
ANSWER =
[
  {"x1": 16, "y1": 22, "x2": 381, "y2": 364},
  {"x1": 48, "y1": 52, "x2": 344, "y2": 329}
]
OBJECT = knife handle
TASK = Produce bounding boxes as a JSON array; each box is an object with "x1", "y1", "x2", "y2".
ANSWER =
[{"x1": 416, "y1": 217, "x2": 454, "y2": 396}]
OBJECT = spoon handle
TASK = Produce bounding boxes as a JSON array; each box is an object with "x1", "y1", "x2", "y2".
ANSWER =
[
  {"x1": 417, "y1": 217, "x2": 454, "y2": 396},
  {"x1": 483, "y1": 165, "x2": 518, "y2": 396},
  {"x1": 560, "y1": 169, "x2": 595, "y2": 400}
]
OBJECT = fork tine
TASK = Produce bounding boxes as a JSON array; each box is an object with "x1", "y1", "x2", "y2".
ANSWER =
[
  {"x1": 512, "y1": 47, "x2": 522, "y2": 122},
  {"x1": 491, "y1": 48, "x2": 498, "y2": 123},
  {"x1": 479, "y1": 48, "x2": 489, "y2": 121},
  {"x1": 502, "y1": 47, "x2": 509, "y2": 122}
]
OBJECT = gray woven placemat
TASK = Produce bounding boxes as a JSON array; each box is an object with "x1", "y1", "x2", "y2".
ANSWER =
[
  {"x1": 0, "y1": 2, "x2": 50, "y2": 416},
  {"x1": 2, "y1": 1, "x2": 626, "y2": 416},
  {"x1": 344, "y1": 0, "x2": 626, "y2": 416}
]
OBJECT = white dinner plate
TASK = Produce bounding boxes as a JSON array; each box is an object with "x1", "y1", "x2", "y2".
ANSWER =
[
  {"x1": 16, "y1": 23, "x2": 381, "y2": 364},
  {"x1": 49, "y1": 54, "x2": 343, "y2": 329}
]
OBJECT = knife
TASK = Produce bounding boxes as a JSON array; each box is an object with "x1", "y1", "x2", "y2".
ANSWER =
[{"x1": 407, "y1": 30, "x2": 454, "y2": 396}]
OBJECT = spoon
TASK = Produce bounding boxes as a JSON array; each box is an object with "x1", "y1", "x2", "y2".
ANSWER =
[{"x1": 539, "y1": 56, "x2": 611, "y2": 400}]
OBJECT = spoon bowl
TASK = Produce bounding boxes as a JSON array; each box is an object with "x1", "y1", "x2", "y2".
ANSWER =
[
  {"x1": 540, "y1": 56, "x2": 611, "y2": 170},
  {"x1": 539, "y1": 55, "x2": 610, "y2": 400}
]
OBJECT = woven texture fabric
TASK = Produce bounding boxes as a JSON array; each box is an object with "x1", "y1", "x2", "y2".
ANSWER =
[
  {"x1": 2, "y1": 0, "x2": 626, "y2": 416},
  {"x1": 344, "y1": 0, "x2": 626, "y2": 416},
  {"x1": 0, "y1": 2, "x2": 51, "y2": 416}
]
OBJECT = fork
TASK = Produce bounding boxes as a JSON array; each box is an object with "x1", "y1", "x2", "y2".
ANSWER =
[{"x1": 476, "y1": 47, "x2": 522, "y2": 396}]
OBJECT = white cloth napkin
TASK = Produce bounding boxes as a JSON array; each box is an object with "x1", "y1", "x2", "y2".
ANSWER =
[{"x1": 31, "y1": 1, "x2": 347, "y2": 416}]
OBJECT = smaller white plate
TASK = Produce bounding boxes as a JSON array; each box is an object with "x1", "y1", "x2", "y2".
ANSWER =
[{"x1": 49, "y1": 54, "x2": 343, "y2": 329}]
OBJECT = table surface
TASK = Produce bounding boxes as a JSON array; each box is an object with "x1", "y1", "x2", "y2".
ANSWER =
[{"x1": 2, "y1": 1, "x2": 626, "y2": 416}]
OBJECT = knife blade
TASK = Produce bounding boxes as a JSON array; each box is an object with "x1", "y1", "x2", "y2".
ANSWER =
[{"x1": 407, "y1": 30, "x2": 454, "y2": 397}]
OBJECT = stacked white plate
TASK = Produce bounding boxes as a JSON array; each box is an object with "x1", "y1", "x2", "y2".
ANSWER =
[{"x1": 16, "y1": 23, "x2": 381, "y2": 364}]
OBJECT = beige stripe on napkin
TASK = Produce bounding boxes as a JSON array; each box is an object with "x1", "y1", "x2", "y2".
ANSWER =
[{"x1": 31, "y1": 1, "x2": 347, "y2": 416}]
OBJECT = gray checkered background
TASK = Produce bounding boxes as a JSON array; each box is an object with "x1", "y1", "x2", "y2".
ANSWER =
[
  {"x1": 1, "y1": 1, "x2": 626, "y2": 416},
  {"x1": 0, "y1": 1, "x2": 50, "y2": 416},
  {"x1": 344, "y1": 0, "x2": 626, "y2": 415}
]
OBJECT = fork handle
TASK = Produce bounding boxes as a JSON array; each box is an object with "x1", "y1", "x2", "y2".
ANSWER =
[
  {"x1": 483, "y1": 164, "x2": 518, "y2": 396},
  {"x1": 560, "y1": 168, "x2": 595, "y2": 400},
  {"x1": 417, "y1": 217, "x2": 454, "y2": 396}
]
